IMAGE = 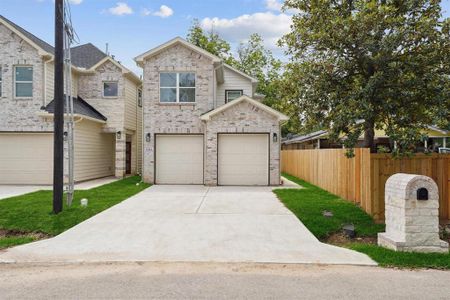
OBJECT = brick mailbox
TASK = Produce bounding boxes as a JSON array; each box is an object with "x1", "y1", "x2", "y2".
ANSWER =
[{"x1": 378, "y1": 173, "x2": 449, "y2": 253}]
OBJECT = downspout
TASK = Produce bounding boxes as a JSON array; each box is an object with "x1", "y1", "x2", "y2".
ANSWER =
[{"x1": 43, "y1": 59, "x2": 47, "y2": 107}]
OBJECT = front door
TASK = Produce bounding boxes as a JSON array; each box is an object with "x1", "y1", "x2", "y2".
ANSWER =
[{"x1": 126, "y1": 142, "x2": 132, "y2": 174}]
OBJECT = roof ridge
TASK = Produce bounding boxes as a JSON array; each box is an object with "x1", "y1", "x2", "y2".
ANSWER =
[{"x1": 0, "y1": 15, "x2": 54, "y2": 53}]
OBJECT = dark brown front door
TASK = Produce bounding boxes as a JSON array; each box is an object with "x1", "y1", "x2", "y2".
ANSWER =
[{"x1": 126, "y1": 142, "x2": 132, "y2": 174}]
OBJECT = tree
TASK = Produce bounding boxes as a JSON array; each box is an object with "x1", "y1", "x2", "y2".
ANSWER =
[
  {"x1": 234, "y1": 34, "x2": 283, "y2": 107},
  {"x1": 280, "y1": 0, "x2": 450, "y2": 155},
  {"x1": 186, "y1": 19, "x2": 235, "y2": 65}
]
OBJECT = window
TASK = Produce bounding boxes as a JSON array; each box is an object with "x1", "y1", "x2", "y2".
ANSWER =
[
  {"x1": 137, "y1": 89, "x2": 142, "y2": 107},
  {"x1": 225, "y1": 90, "x2": 243, "y2": 103},
  {"x1": 0, "y1": 67, "x2": 2, "y2": 97},
  {"x1": 103, "y1": 81, "x2": 118, "y2": 97},
  {"x1": 160, "y1": 72, "x2": 195, "y2": 103},
  {"x1": 15, "y1": 66, "x2": 33, "y2": 98}
]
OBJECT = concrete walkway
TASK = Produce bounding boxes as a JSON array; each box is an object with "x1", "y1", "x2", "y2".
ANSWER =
[
  {"x1": 0, "y1": 185, "x2": 375, "y2": 265},
  {"x1": 0, "y1": 177, "x2": 118, "y2": 200}
]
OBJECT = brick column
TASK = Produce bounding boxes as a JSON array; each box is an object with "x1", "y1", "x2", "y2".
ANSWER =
[{"x1": 115, "y1": 133, "x2": 126, "y2": 178}]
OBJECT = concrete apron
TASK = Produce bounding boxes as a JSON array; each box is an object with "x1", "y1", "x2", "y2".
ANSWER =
[{"x1": 0, "y1": 185, "x2": 376, "y2": 265}]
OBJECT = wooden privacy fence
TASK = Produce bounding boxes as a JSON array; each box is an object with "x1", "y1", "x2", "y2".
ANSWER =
[{"x1": 281, "y1": 149, "x2": 450, "y2": 222}]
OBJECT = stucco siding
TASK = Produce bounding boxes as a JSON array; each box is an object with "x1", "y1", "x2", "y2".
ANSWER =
[
  {"x1": 216, "y1": 67, "x2": 253, "y2": 107},
  {"x1": 74, "y1": 120, "x2": 115, "y2": 182}
]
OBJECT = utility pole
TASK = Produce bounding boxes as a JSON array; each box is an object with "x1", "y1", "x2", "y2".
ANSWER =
[{"x1": 53, "y1": 0, "x2": 64, "y2": 214}]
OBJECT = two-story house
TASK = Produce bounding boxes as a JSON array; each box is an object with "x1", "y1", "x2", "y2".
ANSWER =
[
  {"x1": 0, "y1": 15, "x2": 142, "y2": 184},
  {"x1": 135, "y1": 38, "x2": 288, "y2": 186}
]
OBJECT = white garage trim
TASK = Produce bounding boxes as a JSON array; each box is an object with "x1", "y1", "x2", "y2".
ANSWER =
[
  {"x1": 154, "y1": 134, "x2": 204, "y2": 184},
  {"x1": 0, "y1": 132, "x2": 53, "y2": 185},
  {"x1": 217, "y1": 133, "x2": 270, "y2": 186}
]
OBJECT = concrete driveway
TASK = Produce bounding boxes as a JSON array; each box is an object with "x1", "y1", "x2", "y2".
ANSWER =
[{"x1": 0, "y1": 185, "x2": 375, "y2": 265}]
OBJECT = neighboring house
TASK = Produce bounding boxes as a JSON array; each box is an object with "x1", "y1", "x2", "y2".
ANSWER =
[
  {"x1": 0, "y1": 15, "x2": 142, "y2": 184},
  {"x1": 135, "y1": 37, "x2": 288, "y2": 186},
  {"x1": 282, "y1": 126, "x2": 449, "y2": 152}
]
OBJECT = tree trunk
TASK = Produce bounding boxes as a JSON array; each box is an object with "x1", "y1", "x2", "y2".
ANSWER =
[{"x1": 363, "y1": 120, "x2": 376, "y2": 153}]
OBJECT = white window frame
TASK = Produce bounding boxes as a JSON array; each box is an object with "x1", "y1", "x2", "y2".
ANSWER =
[
  {"x1": 225, "y1": 89, "x2": 243, "y2": 103},
  {"x1": 14, "y1": 65, "x2": 33, "y2": 99},
  {"x1": 102, "y1": 81, "x2": 119, "y2": 98},
  {"x1": 159, "y1": 72, "x2": 196, "y2": 103}
]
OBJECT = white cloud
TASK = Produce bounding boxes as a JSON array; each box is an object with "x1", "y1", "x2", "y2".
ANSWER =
[
  {"x1": 141, "y1": 8, "x2": 151, "y2": 16},
  {"x1": 69, "y1": 0, "x2": 83, "y2": 4},
  {"x1": 108, "y1": 2, "x2": 133, "y2": 16},
  {"x1": 265, "y1": 0, "x2": 282, "y2": 11},
  {"x1": 153, "y1": 5, "x2": 174, "y2": 18},
  {"x1": 200, "y1": 12, "x2": 292, "y2": 50},
  {"x1": 141, "y1": 5, "x2": 174, "y2": 18}
]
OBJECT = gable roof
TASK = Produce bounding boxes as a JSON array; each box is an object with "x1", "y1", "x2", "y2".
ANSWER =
[
  {"x1": 71, "y1": 43, "x2": 108, "y2": 69},
  {"x1": 134, "y1": 37, "x2": 222, "y2": 67},
  {"x1": 44, "y1": 96, "x2": 107, "y2": 122},
  {"x1": 0, "y1": 15, "x2": 54, "y2": 56},
  {"x1": 200, "y1": 95, "x2": 288, "y2": 122}
]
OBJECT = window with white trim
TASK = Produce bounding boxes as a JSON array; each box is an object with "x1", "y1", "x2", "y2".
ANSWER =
[
  {"x1": 103, "y1": 81, "x2": 118, "y2": 97},
  {"x1": 15, "y1": 66, "x2": 33, "y2": 98},
  {"x1": 225, "y1": 90, "x2": 243, "y2": 103},
  {"x1": 160, "y1": 72, "x2": 195, "y2": 103},
  {"x1": 137, "y1": 88, "x2": 142, "y2": 107}
]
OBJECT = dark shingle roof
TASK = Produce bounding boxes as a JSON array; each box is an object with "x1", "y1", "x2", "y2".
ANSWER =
[
  {"x1": 0, "y1": 15, "x2": 54, "y2": 54},
  {"x1": 44, "y1": 96, "x2": 107, "y2": 121},
  {"x1": 0, "y1": 16, "x2": 109, "y2": 69},
  {"x1": 70, "y1": 43, "x2": 108, "y2": 69}
]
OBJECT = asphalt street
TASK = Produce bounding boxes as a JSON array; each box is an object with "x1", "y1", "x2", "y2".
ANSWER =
[{"x1": 1, "y1": 262, "x2": 449, "y2": 299}]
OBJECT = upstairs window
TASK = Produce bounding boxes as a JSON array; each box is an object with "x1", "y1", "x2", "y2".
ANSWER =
[
  {"x1": 15, "y1": 66, "x2": 33, "y2": 98},
  {"x1": 103, "y1": 81, "x2": 118, "y2": 97},
  {"x1": 137, "y1": 89, "x2": 142, "y2": 107},
  {"x1": 225, "y1": 90, "x2": 243, "y2": 103},
  {"x1": 160, "y1": 72, "x2": 195, "y2": 103}
]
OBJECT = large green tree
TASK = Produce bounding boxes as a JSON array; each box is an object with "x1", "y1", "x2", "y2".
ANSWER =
[
  {"x1": 234, "y1": 34, "x2": 283, "y2": 106},
  {"x1": 280, "y1": 0, "x2": 450, "y2": 154},
  {"x1": 186, "y1": 19, "x2": 235, "y2": 65}
]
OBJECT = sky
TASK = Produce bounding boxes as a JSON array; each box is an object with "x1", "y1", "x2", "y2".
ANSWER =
[{"x1": 1, "y1": 0, "x2": 450, "y2": 75}]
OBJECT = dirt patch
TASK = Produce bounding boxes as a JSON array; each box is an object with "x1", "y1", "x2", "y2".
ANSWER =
[
  {"x1": 325, "y1": 232, "x2": 377, "y2": 247},
  {"x1": 0, "y1": 229, "x2": 51, "y2": 240}
]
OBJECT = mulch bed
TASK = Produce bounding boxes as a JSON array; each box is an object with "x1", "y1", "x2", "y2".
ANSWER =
[{"x1": 0, "y1": 229, "x2": 51, "y2": 240}]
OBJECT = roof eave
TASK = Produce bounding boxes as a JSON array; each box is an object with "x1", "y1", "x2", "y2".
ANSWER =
[
  {"x1": 200, "y1": 95, "x2": 288, "y2": 122},
  {"x1": 37, "y1": 112, "x2": 107, "y2": 124}
]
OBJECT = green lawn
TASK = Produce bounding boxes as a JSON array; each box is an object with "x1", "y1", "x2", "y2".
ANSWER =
[
  {"x1": 0, "y1": 176, "x2": 150, "y2": 249},
  {"x1": 275, "y1": 173, "x2": 450, "y2": 269}
]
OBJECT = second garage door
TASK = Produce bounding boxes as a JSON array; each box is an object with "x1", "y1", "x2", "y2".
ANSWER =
[
  {"x1": 218, "y1": 134, "x2": 269, "y2": 186},
  {"x1": 0, "y1": 133, "x2": 53, "y2": 185},
  {"x1": 155, "y1": 135, "x2": 204, "y2": 184}
]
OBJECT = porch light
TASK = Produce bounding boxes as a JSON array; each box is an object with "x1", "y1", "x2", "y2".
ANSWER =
[
  {"x1": 273, "y1": 132, "x2": 278, "y2": 143},
  {"x1": 146, "y1": 133, "x2": 151, "y2": 142},
  {"x1": 63, "y1": 131, "x2": 68, "y2": 141},
  {"x1": 116, "y1": 131, "x2": 122, "y2": 140}
]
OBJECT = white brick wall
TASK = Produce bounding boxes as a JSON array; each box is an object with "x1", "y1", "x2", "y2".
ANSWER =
[
  {"x1": 0, "y1": 23, "x2": 52, "y2": 132},
  {"x1": 378, "y1": 173, "x2": 448, "y2": 253},
  {"x1": 141, "y1": 43, "x2": 282, "y2": 185}
]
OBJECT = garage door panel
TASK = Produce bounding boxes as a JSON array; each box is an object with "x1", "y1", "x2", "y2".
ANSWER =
[
  {"x1": 0, "y1": 134, "x2": 53, "y2": 185},
  {"x1": 218, "y1": 134, "x2": 269, "y2": 186},
  {"x1": 155, "y1": 135, "x2": 203, "y2": 184}
]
